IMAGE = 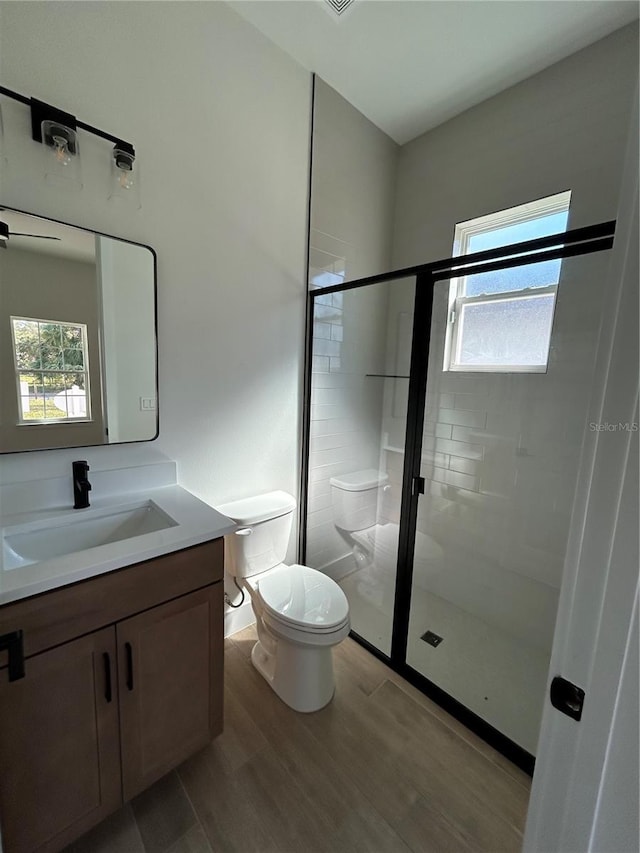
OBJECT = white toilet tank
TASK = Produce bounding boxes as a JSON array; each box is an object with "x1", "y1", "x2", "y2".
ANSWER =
[
  {"x1": 217, "y1": 491, "x2": 297, "y2": 579},
  {"x1": 329, "y1": 469, "x2": 389, "y2": 532}
]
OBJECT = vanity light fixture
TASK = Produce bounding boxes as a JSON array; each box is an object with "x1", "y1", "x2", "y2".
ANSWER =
[
  {"x1": 30, "y1": 98, "x2": 82, "y2": 189},
  {"x1": 42, "y1": 121, "x2": 77, "y2": 166},
  {"x1": 112, "y1": 142, "x2": 136, "y2": 189},
  {"x1": 39, "y1": 120, "x2": 82, "y2": 188},
  {"x1": 109, "y1": 140, "x2": 141, "y2": 207},
  {"x1": 0, "y1": 86, "x2": 138, "y2": 203}
]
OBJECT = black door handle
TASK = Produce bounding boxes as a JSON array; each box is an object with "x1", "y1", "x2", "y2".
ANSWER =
[
  {"x1": 0, "y1": 630, "x2": 25, "y2": 682},
  {"x1": 103, "y1": 652, "x2": 112, "y2": 703},
  {"x1": 125, "y1": 642, "x2": 134, "y2": 691}
]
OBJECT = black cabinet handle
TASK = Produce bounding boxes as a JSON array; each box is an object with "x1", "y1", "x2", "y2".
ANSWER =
[
  {"x1": 103, "y1": 652, "x2": 112, "y2": 703},
  {"x1": 0, "y1": 630, "x2": 25, "y2": 682},
  {"x1": 125, "y1": 642, "x2": 134, "y2": 691}
]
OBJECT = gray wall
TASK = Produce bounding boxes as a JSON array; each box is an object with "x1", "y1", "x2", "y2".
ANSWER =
[
  {"x1": 306, "y1": 78, "x2": 398, "y2": 577},
  {"x1": 309, "y1": 78, "x2": 398, "y2": 286}
]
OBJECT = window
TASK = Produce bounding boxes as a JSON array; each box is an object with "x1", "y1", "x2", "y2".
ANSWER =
[
  {"x1": 444, "y1": 191, "x2": 571, "y2": 372},
  {"x1": 11, "y1": 317, "x2": 91, "y2": 423}
]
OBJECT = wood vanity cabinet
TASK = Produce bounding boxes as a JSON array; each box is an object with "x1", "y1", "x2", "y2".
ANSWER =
[
  {"x1": 0, "y1": 540, "x2": 224, "y2": 853},
  {"x1": 0, "y1": 628, "x2": 121, "y2": 853}
]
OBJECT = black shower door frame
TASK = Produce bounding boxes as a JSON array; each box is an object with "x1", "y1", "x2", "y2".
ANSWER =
[{"x1": 300, "y1": 220, "x2": 616, "y2": 774}]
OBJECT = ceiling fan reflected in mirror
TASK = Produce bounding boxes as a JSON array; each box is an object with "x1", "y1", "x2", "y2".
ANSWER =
[{"x1": 0, "y1": 220, "x2": 62, "y2": 249}]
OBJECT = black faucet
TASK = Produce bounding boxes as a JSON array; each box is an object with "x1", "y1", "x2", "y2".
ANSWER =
[{"x1": 72, "y1": 460, "x2": 92, "y2": 509}]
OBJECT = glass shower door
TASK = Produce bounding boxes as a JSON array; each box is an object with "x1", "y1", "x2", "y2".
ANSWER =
[
  {"x1": 305, "y1": 275, "x2": 416, "y2": 655},
  {"x1": 405, "y1": 250, "x2": 610, "y2": 755}
]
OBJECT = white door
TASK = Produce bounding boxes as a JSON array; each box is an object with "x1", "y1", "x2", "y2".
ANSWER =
[{"x1": 524, "y1": 90, "x2": 639, "y2": 853}]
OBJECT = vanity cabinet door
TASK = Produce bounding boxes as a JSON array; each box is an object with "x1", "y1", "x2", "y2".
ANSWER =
[
  {"x1": 117, "y1": 584, "x2": 223, "y2": 800},
  {"x1": 0, "y1": 627, "x2": 121, "y2": 853}
]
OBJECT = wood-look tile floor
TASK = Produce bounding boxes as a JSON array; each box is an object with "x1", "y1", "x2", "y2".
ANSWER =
[{"x1": 65, "y1": 627, "x2": 531, "y2": 853}]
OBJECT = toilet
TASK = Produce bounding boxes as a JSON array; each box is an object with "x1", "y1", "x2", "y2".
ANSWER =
[
  {"x1": 330, "y1": 469, "x2": 444, "y2": 587},
  {"x1": 217, "y1": 491, "x2": 350, "y2": 713}
]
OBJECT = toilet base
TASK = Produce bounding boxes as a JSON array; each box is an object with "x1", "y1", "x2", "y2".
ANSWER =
[{"x1": 250, "y1": 636, "x2": 337, "y2": 713}]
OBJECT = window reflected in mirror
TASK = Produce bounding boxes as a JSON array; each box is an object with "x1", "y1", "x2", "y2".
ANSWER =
[
  {"x1": 12, "y1": 317, "x2": 91, "y2": 423},
  {"x1": 0, "y1": 207, "x2": 157, "y2": 453}
]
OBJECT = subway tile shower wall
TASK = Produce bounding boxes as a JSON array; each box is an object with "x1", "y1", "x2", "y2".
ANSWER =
[
  {"x1": 307, "y1": 281, "x2": 393, "y2": 580},
  {"x1": 410, "y1": 267, "x2": 605, "y2": 653},
  {"x1": 306, "y1": 252, "x2": 606, "y2": 655}
]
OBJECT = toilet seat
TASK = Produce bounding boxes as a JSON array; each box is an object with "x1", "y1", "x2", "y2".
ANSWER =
[{"x1": 248, "y1": 564, "x2": 349, "y2": 633}]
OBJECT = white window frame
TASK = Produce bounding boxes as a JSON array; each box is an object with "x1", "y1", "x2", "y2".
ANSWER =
[
  {"x1": 444, "y1": 191, "x2": 572, "y2": 373},
  {"x1": 10, "y1": 316, "x2": 92, "y2": 425}
]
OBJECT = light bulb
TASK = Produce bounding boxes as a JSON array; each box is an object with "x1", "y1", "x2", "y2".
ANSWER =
[
  {"x1": 118, "y1": 166, "x2": 135, "y2": 190},
  {"x1": 109, "y1": 143, "x2": 139, "y2": 206},
  {"x1": 113, "y1": 147, "x2": 135, "y2": 191},
  {"x1": 52, "y1": 135, "x2": 72, "y2": 166},
  {"x1": 40, "y1": 120, "x2": 81, "y2": 189}
]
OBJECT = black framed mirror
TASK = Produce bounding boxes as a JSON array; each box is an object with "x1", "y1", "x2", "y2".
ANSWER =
[{"x1": 0, "y1": 206, "x2": 158, "y2": 453}]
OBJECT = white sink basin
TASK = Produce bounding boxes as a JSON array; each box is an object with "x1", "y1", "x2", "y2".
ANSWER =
[{"x1": 2, "y1": 501, "x2": 178, "y2": 569}]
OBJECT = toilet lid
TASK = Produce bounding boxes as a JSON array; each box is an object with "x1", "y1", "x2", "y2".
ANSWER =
[{"x1": 256, "y1": 565, "x2": 349, "y2": 631}]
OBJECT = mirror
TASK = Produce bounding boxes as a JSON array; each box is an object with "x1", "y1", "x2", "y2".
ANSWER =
[{"x1": 0, "y1": 207, "x2": 157, "y2": 453}]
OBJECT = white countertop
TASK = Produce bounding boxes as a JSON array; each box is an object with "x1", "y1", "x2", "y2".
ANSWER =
[{"x1": 0, "y1": 485, "x2": 236, "y2": 606}]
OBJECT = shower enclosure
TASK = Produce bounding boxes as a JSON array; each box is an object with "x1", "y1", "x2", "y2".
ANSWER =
[{"x1": 301, "y1": 221, "x2": 615, "y2": 771}]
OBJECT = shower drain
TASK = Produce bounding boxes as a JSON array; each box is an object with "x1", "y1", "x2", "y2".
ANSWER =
[{"x1": 421, "y1": 630, "x2": 443, "y2": 648}]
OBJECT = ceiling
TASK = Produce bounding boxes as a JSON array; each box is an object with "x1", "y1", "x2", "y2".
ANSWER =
[
  {"x1": 1, "y1": 210, "x2": 96, "y2": 263},
  {"x1": 230, "y1": 0, "x2": 639, "y2": 144}
]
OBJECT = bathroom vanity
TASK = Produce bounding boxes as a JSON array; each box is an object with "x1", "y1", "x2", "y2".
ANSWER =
[
  {"x1": 0, "y1": 478, "x2": 235, "y2": 853},
  {"x1": 0, "y1": 198, "x2": 236, "y2": 850}
]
